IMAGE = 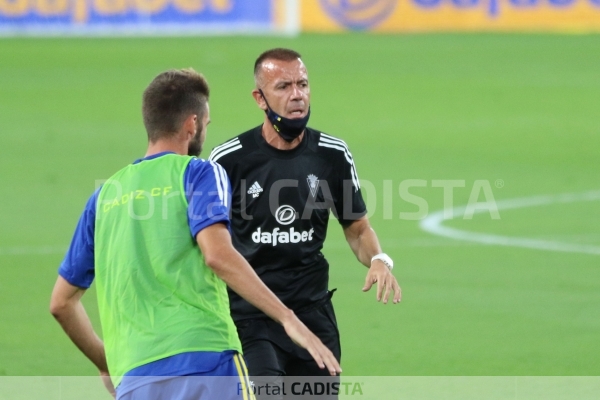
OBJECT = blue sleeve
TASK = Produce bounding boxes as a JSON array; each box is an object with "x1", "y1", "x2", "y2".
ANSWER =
[
  {"x1": 184, "y1": 159, "x2": 231, "y2": 239},
  {"x1": 58, "y1": 188, "x2": 100, "y2": 289}
]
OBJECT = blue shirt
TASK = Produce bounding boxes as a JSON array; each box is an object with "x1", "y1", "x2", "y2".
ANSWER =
[{"x1": 58, "y1": 152, "x2": 235, "y2": 391}]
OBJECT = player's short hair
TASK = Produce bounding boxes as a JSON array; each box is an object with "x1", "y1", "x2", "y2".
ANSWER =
[
  {"x1": 142, "y1": 68, "x2": 210, "y2": 142},
  {"x1": 254, "y1": 48, "x2": 302, "y2": 85}
]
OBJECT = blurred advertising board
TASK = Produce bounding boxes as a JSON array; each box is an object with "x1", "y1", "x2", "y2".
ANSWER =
[
  {"x1": 301, "y1": 0, "x2": 600, "y2": 32},
  {"x1": 0, "y1": 0, "x2": 299, "y2": 36}
]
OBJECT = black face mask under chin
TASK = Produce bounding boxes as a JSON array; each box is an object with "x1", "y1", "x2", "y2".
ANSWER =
[{"x1": 259, "y1": 89, "x2": 311, "y2": 143}]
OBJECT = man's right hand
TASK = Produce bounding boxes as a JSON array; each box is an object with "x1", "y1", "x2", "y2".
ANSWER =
[{"x1": 281, "y1": 312, "x2": 342, "y2": 376}]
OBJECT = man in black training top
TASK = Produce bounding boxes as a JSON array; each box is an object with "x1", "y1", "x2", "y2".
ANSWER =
[{"x1": 209, "y1": 48, "x2": 401, "y2": 380}]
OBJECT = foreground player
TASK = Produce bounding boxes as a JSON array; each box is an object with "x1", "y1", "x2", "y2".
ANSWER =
[
  {"x1": 50, "y1": 68, "x2": 341, "y2": 400},
  {"x1": 209, "y1": 49, "x2": 401, "y2": 385}
]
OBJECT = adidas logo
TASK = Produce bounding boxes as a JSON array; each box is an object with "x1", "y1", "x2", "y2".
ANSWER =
[{"x1": 247, "y1": 181, "x2": 263, "y2": 198}]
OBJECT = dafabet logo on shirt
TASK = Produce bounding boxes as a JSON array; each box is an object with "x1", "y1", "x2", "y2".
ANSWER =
[{"x1": 251, "y1": 205, "x2": 314, "y2": 247}]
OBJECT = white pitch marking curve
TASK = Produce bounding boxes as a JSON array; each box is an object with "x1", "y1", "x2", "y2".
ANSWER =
[{"x1": 420, "y1": 190, "x2": 600, "y2": 255}]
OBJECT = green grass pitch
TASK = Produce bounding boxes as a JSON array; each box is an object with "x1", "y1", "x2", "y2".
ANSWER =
[{"x1": 0, "y1": 33, "x2": 599, "y2": 378}]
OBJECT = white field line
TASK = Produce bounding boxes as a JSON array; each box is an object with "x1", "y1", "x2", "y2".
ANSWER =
[{"x1": 420, "y1": 190, "x2": 600, "y2": 255}]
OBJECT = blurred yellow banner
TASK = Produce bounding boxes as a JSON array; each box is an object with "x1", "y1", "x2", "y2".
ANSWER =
[{"x1": 301, "y1": 0, "x2": 600, "y2": 32}]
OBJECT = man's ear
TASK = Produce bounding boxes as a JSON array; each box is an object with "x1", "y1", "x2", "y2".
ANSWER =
[
  {"x1": 252, "y1": 89, "x2": 267, "y2": 111},
  {"x1": 182, "y1": 114, "x2": 197, "y2": 138}
]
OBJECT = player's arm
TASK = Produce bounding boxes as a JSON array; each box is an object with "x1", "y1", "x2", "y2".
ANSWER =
[
  {"x1": 49, "y1": 277, "x2": 115, "y2": 396},
  {"x1": 49, "y1": 189, "x2": 115, "y2": 397},
  {"x1": 343, "y1": 216, "x2": 401, "y2": 304},
  {"x1": 196, "y1": 223, "x2": 342, "y2": 376},
  {"x1": 49, "y1": 277, "x2": 107, "y2": 372}
]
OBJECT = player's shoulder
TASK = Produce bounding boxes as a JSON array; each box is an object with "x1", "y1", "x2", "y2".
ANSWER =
[
  {"x1": 187, "y1": 157, "x2": 221, "y2": 177},
  {"x1": 185, "y1": 157, "x2": 228, "y2": 190},
  {"x1": 307, "y1": 127, "x2": 355, "y2": 162},
  {"x1": 188, "y1": 156, "x2": 217, "y2": 169},
  {"x1": 208, "y1": 126, "x2": 259, "y2": 166}
]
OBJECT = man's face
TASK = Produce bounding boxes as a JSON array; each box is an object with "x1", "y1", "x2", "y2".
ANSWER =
[
  {"x1": 257, "y1": 58, "x2": 310, "y2": 120},
  {"x1": 188, "y1": 103, "x2": 210, "y2": 157}
]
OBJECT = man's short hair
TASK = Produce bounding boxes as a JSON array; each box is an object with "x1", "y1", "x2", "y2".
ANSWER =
[
  {"x1": 142, "y1": 68, "x2": 209, "y2": 142},
  {"x1": 254, "y1": 48, "x2": 302, "y2": 83}
]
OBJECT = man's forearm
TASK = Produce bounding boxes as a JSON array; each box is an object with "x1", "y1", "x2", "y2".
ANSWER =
[
  {"x1": 209, "y1": 249, "x2": 295, "y2": 324},
  {"x1": 356, "y1": 227, "x2": 383, "y2": 267},
  {"x1": 52, "y1": 302, "x2": 108, "y2": 371},
  {"x1": 345, "y1": 218, "x2": 383, "y2": 267},
  {"x1": 198, "y1": 225, "x2": 295, "y2": 325}
]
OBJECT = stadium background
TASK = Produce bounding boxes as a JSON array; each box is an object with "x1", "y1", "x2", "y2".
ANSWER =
[{"x1": 1, "y1": 0, "x2": 599, "y2": 391}]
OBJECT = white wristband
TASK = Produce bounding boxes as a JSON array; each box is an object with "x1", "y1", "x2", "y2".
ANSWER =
[{"x1": 371, "y1": 253, "x2": 393, "y2": 271}]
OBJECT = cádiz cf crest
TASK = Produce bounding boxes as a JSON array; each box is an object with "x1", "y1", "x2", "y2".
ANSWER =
[{"x1": 307, "y1": 174, "x2": 319, "y2": 198}]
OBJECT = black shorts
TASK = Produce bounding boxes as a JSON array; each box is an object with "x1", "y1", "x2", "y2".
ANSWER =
[{"x1": 235, "y1": 293, "x2": 341, "y2": 377}]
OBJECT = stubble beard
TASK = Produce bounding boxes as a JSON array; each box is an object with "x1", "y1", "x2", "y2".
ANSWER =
[{"x1": 188, "y1": 127, "x2": 203, "y2": 157}]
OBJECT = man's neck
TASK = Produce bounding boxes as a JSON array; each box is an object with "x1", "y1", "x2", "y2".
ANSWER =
[
  {"x1": 145, "y1": 138, "x2": 187, "y2": 157},
  {"x1": 261, "y1": 118, "x2": 304, "y2": 150}
]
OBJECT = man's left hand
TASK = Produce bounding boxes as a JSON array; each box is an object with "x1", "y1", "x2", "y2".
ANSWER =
[{"x1": 362, "y1": 260, "x2": 401, "y2": 304}]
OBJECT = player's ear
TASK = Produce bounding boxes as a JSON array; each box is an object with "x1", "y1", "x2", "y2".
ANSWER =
[
  {"x1": 252, "y1": 89, "x2": 267, "y2": 111},
  {"x1": 182, "y1": 114, "x2": 197, "y2": 138}
]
